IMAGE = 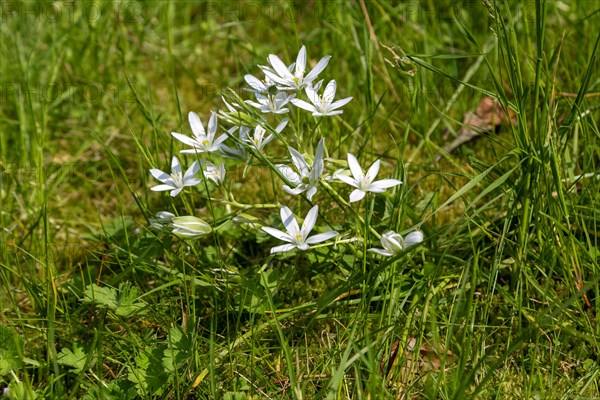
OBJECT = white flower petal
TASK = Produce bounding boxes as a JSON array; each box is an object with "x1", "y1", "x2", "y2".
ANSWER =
[
  {"x1": 268, "y1": 54, "x2": 293, "y2": 79},
  {"x1": 171, "y1": 132, "x2": 200, "y2": 148},
  {"x1": 188, "y1": 112, "x2": 205, "y2": 137},
  {"x1": 306, "y1": 185, "x2": 317, "y2": 200},
  {"x1": 311, "y1": 79, "x2": 324, "y2": 91},
  {"x1": 295, "y1": 45, "x2": 307, "y2": 77},
  {"x1": 368, "y1": 248, "x2": 394, "y2": 257},
  {"x1": 170, "y1": 156, "x2": 182, "y2": 174},
  {"x1": 150, "y1": 169, "x2": 170, "y2": 182},
  {"x1": 291, "y1": 98, "x2": 316, "y2": 113},
  {"x1": 304, "y1": 55, "x2": 331, "y2": 83},
  {"x1": 271, "y1": 107, "x2": 290, "y2": 114},
  {"x1": 180, "y1": 148, "x2": 206, "y2": 154},
  {"x1": 288, "y1": 147, "x2": 310, "y2": 178},
  {"x1": 305, "y1": 231, "x2": 338, "y2": 244},
  {"x1": 261, "y1": 134, "x2": 275, "y2": 147},
  {"x1": 369, "y1": 179, "x2": 403, "y2": 190},
  {"x1": 336, "y1": 174, "x2": 358, "y2": 187},
  {"x1": 207, "y1": 111, "x2": 218, "y2": 141},
  {"x1": 277, "y1": 165, "x2": 302, "y2": 185},
  {"x1": 323, "y1": 80, "x2": 336, "y2": 102},
  {"x1": 349, "y1": 189, "x2": 366, "y2": 203},
  {"x1": 365, "y1": 159, "x2": 381, "y2": 183},
  {"x1": 329, "y1": 97, "x2": 353, "y2": 110},
  {"x1": 169, "y1": 188, "x2": 183, "y2": 197},
  {"x1": 312, "y1": 138, "x2": 325, "y2": 178},
  {"x1": 275, "y1": 118, "x2": 289, "y2": 133},
  {"x1": 280, "y1": 206, "x2": 299, "y2": 234},
  {"x1": 151, "y1": 184, "x2": 175, "y2": 192},
  {"x1": 305, "y1": 86, "x2": 319, "y2": 104},
  {"x1": 245, "y1": 100, "x2": 263, "y2": 109},
  {"x1": 184, "y1": 161, "x2": 200, "y2": 180},
  {"x1": 404, "y1": 231, "x2": 424, "y2": 248},
  {"x1": 262, "y1": 69, "x2": 289, "y2": 86},
  {"x1": 244, "y1": 74, "x2": 265, "y2": 91},
  {"x1": 262, "y1": 226, "x2": 293, "y2": 243},
  {"x1": 301, "y1": 205, "x2": 319, "y2": 237},
  {"x1": 347, "y1": 153, "x2": 364, "y2": 181},
  {"x1": 282, "y1": 185, "x2": 307, "y2": 195},
  {"x1": 366, "y1": 186, "x2": 387, "y2": 194},
  {"x1": 270, "y1": 243, "x2": 297, "y2": 254},
  {"x1": 185, "y1": 178, "x2": 202, "y2": 186},
  {"x1": 212, "y1": 134, "x2": 228, "y2": 148},
  {"x1": 314, "y1": 110, "x2": 343, "y2": 117}
]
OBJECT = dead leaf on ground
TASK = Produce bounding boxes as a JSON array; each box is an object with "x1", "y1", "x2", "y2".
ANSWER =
[
  {"x1": 437, "y1": 96, "x2": 516, "y2": 160},
  {"x1": 381, "y1": 337, "x2": 455, "y2": 391}
]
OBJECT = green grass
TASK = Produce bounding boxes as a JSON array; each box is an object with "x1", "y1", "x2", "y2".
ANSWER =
[{"x1": 1, "y1": 0, "x2": 599, "y2": 398}]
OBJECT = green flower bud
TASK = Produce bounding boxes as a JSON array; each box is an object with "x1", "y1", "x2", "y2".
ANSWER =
[{"x1": 172, "y1": 216, "x2": 212, "y2": 239}]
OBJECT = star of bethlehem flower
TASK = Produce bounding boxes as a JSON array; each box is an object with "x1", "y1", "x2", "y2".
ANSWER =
[
  {"x1": 276, "y1": 138, "x2": 324, "y2": 200},
  {"x1": 246, "y1": 92, "x2": 292, "y2": 114},
  {"x1": 203, "y1": 161, "x2": 226, "y2": 185},
  {"x1": 368, "y1": 230, "x2": 424, "y2": 256},
  {"x1": 171, "y1": 111, "x2": 227, "y2": 153},
  {"x1": 246, "y1": 126, "x2": 273, "y2": 151},
  {"x1": 244, "y1": 119, "x2": 288, "y2": 152},
  {"x1": 291, "y1": 80, "x2": 352, "y2": 116},
  {"x1": 260, "y1": 45, "x2": 331, "y2": 91},
  {"x1": 337, "y1": 153, "x2": 402, "y2": 202},
  {"x1": 262, "y1": 205, "x2": 338, "y2": 254},
  {"x1": 150, "y1": 156, "x2": 201, "y2": 197}
]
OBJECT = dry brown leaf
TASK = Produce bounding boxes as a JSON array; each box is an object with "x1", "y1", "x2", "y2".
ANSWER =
[
  {"x1": 438, "y1": 97, "x2": 516, "y2": 160},
  {"x1": 382, "y1": 337, "x2": 455, "y2": 388}
]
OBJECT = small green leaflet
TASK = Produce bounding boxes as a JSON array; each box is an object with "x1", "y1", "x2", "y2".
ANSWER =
[
  {"x1": 0, "y1": 325, "x2": 23, "y2": 375},
  {"x1": 57, "y1": 345, "x2": 88, "y2": 374},
  {"x1": 83, "y1": 282, "x2": 148, "y2": 317}
]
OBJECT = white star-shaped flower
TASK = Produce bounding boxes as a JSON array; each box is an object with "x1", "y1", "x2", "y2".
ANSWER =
[
  {"x1": 337, "y1": 153, "x2": 402, "y2": 202},
  {"x1": 276, "y1": 138, "x2": 324, "y2": 200},
  {"x1": 203, "y1": 162, "x2": 226, "y2": 185},
  {"x1": 368, "y1": 230, "x2": 424, "y2": 256},
  {"x1": 150, "y1": 156, "x2": 201, "y2": 197},
  {"x1": 291, "y1": 80, "x2": 352, "y2": 116},
  {"x1": 262, "y1": 205, "x2": 338, "y2": 254},
  {"x1": 171, "y1": 111, "x2": 227, "y2": 154},
  {"x1": 260, "y1": 45, "x2": 331, "y2": 91},
  {"x1": 245, "y1": 92, "x2": 292, "y2": 114},
  {"x1": 244, "y1": 119, "x2": 288, "y2": 152}
]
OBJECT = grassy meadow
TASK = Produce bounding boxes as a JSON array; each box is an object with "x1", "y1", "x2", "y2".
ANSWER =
[{"x1": 1, "y1": 0, "x2": 599, "y2": 398}]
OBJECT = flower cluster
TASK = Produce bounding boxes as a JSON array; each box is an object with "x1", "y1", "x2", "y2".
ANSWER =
[
  {"x1": 147, "y1": 45, "x2": 422, "y2": 257},
  {"x1": 243, "y1": 45, "x2": 352, "y2": 117}
]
